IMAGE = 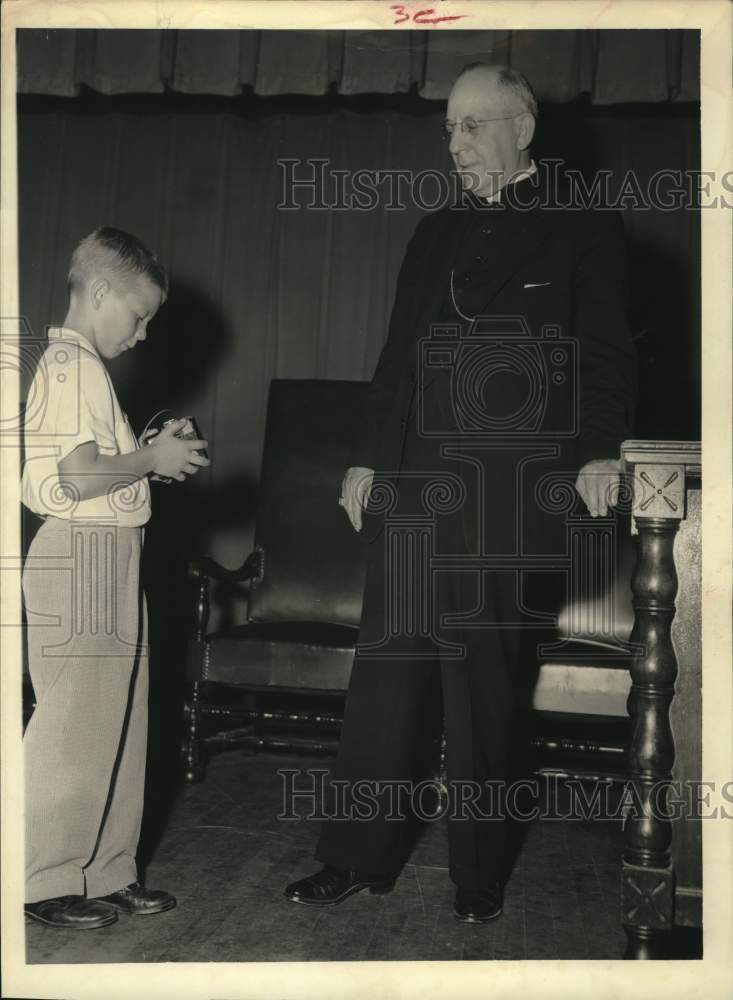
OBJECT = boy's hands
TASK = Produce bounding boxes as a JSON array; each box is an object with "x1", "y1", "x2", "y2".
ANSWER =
[{"x1": 148, "y1": 418, "x2": 210, "y2": 482}]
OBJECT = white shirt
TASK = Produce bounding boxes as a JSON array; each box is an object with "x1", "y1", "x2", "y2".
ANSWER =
[
  {"x1": 21, "y1": 326, "x2": 152, "y2": 526},
  {"x1": 484, "y1": 159, "x2": 537, "y2": 204}
]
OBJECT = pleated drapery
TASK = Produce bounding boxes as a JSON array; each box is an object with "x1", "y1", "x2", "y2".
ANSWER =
[{"x1": 17, "y1": 28, "x2": 699, "y2": 104}]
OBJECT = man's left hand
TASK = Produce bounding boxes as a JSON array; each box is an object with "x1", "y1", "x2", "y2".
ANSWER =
[{"x1": 575, "y1": 458, "x2": 622, "y2": 517}]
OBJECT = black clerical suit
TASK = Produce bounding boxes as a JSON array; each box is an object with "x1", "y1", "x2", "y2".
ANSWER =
[{"x1": 315, "y1": 167, "x2": 637, "y2": 890}]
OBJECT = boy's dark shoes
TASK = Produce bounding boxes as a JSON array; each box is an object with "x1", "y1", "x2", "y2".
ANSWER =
[
  {"x1": 284, "y1": 865, "x2": 396, "y2": 905},
  {"x1": 94, "y1": 881, "x2": 176, "y2": 914},
  {"x1": 24, "y1": 895, "x2": 118, "y2": 929},
  {"x1": 453, "y1": 883, "x2": 504, "y2": 923}
]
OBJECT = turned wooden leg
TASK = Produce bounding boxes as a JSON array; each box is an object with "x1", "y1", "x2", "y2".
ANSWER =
[
  {"x1": 182, "y1": 569, "x2": 211, "y2": 783},
  {"x1": 622, "y1": 515, "x2": 680, "y2": 959},
  {"x1": 182, "y1": 679, "x2": 205, "y2": 783}
]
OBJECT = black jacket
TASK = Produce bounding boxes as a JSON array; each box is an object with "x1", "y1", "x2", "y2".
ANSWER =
[{"x1": 348, "y1": 169, "x2": 638, "y2": 489}]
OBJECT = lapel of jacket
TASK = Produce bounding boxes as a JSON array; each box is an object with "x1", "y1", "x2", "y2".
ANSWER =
[
  {"x1": 409, "y1": 204, "x2": 474, "y2": 346},
  {"x1": 409, "y1": 182, "x2": 561, "y2": 345},
  {"x1": 471, "y1": 203, "x2": 557, "y2": 315}
]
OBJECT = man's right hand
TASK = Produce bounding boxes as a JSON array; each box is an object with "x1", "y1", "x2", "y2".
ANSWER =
[{"x1": 339, "y1": 466, "x2": 374, "y2": 532}]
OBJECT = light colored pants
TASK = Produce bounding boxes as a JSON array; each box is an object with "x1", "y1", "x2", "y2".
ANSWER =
[{"x1": 22, "y1": 516, "x2": 149, "y2": 903}]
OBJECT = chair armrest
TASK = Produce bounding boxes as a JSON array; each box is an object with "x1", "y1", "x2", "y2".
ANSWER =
[
  {"x1": 188, "y1": 546, "x2": 264, "y2": 639},
  {"x1": 188, "y1": 546, "x2": 265, "y2": 589}
]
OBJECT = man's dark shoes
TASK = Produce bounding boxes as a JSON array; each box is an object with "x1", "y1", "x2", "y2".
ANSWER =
[
  {"x1": 454, "y1": 883, "x2": 503, "y2": 923},
  {"x1": 94, "y1": 881, "x2": 176, "y2": 915},
  {"x1": 25, "y1": 895, "x2": 118, "y2": 929},
  {"x1": 284, "y1": 865, "x2": 396, "y2": 905}
]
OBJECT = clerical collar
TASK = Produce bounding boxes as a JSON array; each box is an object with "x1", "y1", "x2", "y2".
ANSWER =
[{"x1": 483, "y1": 159, "x2": 537, "y2": 204}]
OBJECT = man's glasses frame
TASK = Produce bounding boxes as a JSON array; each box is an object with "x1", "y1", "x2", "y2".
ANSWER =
[{"x1": 442, "y1": 114, "x2": 522, "y2": 141}]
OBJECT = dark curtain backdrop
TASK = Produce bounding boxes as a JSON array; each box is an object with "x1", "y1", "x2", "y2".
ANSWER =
[
  {"x1": 17, "y1": 28, "x2": 699, "y2": 104},
  {"x1": 18, "y1": 98, "x2": 701, "y2": 632}
]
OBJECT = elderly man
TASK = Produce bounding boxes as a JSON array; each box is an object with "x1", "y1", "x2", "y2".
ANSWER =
[{"x1": 285, "y1": 63, "x2": 636, "y2": 922}]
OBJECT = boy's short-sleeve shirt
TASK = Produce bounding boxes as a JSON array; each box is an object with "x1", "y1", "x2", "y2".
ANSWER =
[{"x1": 21, "y1": 327, "x2": 152, "y2": 526}]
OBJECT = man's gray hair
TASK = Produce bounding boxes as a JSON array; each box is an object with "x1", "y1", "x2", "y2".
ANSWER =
[{"x1": 459, "y1": 62, "x2": 539, "y2": 120}]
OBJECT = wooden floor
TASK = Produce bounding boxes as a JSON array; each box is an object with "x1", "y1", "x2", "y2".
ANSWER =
[{"x1": 25, "y1": 749, "x2": 701, "y2": 964}]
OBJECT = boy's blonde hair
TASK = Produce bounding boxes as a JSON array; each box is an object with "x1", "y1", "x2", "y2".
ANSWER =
[{"x1": 68, "y1": 227, "x2": 168, "y2": 298}]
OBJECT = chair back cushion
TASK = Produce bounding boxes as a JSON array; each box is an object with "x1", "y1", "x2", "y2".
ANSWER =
[{"x1": 247, "y1": 379, "x2": 368, "y2": 627}]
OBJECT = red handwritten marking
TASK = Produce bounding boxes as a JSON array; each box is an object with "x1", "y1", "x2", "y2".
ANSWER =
[
  {"x1": 413, "y1": 8, "x2": 467, "y2": 24},
  {"x1": 391, "y1": 4, "x2": 411, "y2": 23},
  {"x1": 390, "y1": 5, "x2": 467, "y2": 25}
]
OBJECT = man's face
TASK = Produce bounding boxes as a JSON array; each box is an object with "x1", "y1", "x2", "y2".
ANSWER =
[
  {"x1": 446, "y1": 71, "x2": 528, "y2": 199},
  {"x1": 92, "y1": 274, "x2": 164, "y2": 359}
]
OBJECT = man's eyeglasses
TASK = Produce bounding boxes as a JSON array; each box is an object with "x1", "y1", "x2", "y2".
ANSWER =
[{"x1": 442, "y1": 114, "x2": 520, "y2": 142}]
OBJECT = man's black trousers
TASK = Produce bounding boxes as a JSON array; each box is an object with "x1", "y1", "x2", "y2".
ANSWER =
[{"x1": 315, "y1": 411, "x2": 537, "y2": 890}]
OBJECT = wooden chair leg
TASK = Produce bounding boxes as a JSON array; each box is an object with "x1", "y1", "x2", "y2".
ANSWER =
[{"x1": 181, "y1": 679, "x2": 206, "y2": 783}]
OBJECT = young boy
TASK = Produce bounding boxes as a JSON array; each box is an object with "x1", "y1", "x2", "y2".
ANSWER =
[{"x1": 21, "y1": 227, "x2": 209, "y2": 929}]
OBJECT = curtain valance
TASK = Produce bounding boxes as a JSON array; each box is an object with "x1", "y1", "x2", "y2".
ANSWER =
[{"x1": 17, "y1": 28, "x2": 699, "y2": 104}]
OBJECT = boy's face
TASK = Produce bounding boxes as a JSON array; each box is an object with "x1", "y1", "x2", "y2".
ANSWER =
[{"x1": 91, "y1": 274, "x2": 164, "y2": 359}]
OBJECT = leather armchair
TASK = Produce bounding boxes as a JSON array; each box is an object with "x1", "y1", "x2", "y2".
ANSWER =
[
  {"x1": 183, "y1": 379, "x2": 367, "y2": 780},
  {"x1": 183, "y1": 377, "x2": 637, "y2": 783}
]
